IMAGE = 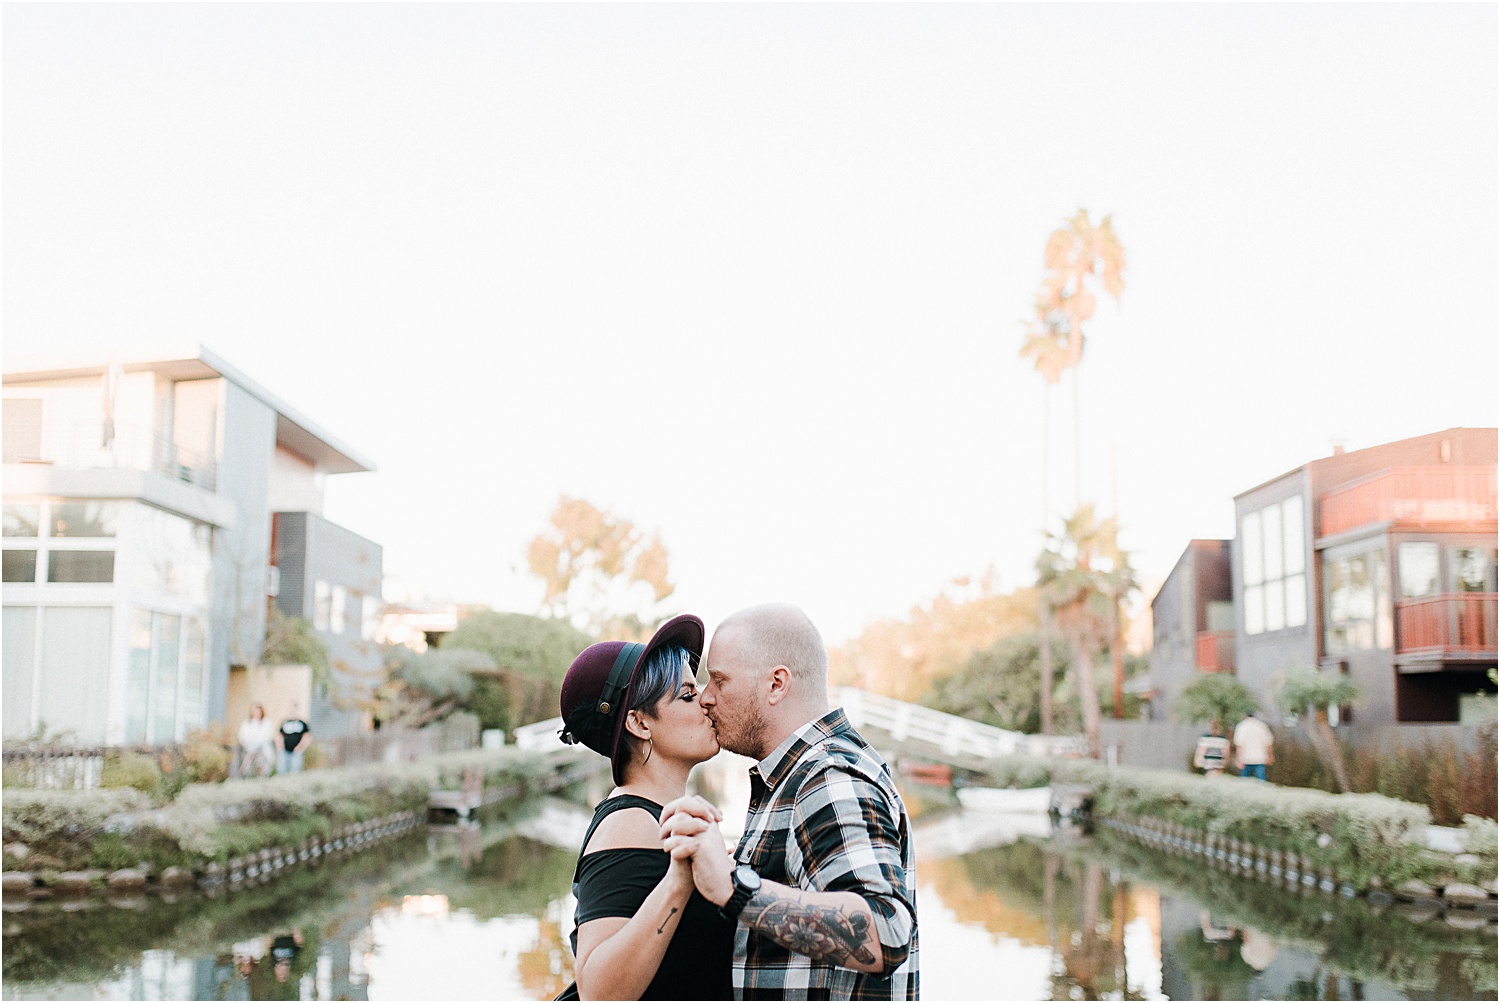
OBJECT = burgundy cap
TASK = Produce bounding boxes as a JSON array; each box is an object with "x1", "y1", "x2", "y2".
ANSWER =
[{"x1": 559, "y1": 613, "x2": 705, "y2": 786}]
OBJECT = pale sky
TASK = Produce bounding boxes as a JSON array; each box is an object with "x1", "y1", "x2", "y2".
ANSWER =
[{"x1": 5, "y1": 4, "x2": 1496, "y2": 643}]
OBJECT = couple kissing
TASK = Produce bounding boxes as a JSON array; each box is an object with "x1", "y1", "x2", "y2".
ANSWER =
[{"x1": 556, "y1": 603, "x2": 920, "y2": 1001}]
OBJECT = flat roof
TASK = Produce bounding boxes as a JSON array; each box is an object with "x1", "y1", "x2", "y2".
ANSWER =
[{"x1": 3, "y1": 343, "x2": 374, "y2": 474}]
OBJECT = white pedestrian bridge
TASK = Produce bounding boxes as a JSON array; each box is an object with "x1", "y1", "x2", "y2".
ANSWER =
[{"x1": 514, "y1": 687, "x2": 1085, "y2": 765}]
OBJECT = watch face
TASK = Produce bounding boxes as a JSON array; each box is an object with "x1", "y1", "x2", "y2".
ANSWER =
[{"x1": 735, "y1": 865, "x2": 762, "y2": 891}]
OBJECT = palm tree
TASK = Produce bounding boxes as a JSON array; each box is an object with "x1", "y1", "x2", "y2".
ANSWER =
[
  {"x1": 1030, "y1": 210, "x2": 1126, "y2": 508},
  {"x1": 1037, "y1": 504, "x2": 1136, "y2": 758},
  {"x1": 1019, "y1": 210, "x2": 1125, "y2": 732}
]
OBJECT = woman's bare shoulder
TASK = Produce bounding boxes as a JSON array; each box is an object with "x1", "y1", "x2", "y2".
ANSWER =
[{"x1": 582, "y1": 805, "x2": 663, "y2": 855}]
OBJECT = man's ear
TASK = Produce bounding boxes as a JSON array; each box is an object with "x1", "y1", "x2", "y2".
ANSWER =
[
  {"x1": 766, "y1": 665, "x2": 792, "y2": 706},
  {"x1": 624, "y1": 709, "x2": 651, "y2": 741}
]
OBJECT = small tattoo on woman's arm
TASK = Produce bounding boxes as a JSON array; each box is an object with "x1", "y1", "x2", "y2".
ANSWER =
[{"x1": 657, "y1": 907, "x2": 678, "y2": 934}]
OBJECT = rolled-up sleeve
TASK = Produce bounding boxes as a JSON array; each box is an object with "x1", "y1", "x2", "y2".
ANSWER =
[{"x1": 791, "y1": 766, "x2": 914, "y2": 974}]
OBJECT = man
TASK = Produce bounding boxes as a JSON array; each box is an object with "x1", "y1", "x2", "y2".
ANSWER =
[
  {"x1": 277, "y1": 701, "x2": 311, "y2": 775},
  {"x1": 1232, "y1": 710, "x2": 1274, "y2": 781},
  {"x1": 661, "y1": 603, "x2": 919, "y2": 1000}
]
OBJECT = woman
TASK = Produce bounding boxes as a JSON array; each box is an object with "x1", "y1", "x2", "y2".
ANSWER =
[
  {"x1": 558, "y1": 614, "x2": 733, "y2": 1000},
  {"x1": 237, "y1": 704, "x2": 276, "y2": 778}
]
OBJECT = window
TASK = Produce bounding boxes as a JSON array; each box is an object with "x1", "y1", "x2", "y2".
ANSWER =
[
  {"x1": 3, "y1": 550, "x2": 37, "y2": 582},
  {"x1": 2, "y1": 398, "x2": 43, "y2": 462},
  {"x1": 139, "y1": 505, "x2": 212, "y2": 602},
  {"x1": 51, "y1": 501, "x2": 118, "y2": 538},
  {"x1": 362, "y1": 595, "x2": 380, "y2": 641},
  {"x1": 3, "y1": 504, "x2": 39, "y2": 537},
  {"x1": 125, "y1": 609, "x2": 204, "y2": 744},
  {"x1": 37, "y1": 607, "x2": 111, "y2": 743},
  {"x1": 330, "y1": 585, "x2": 347, "y2": 635},
  {"x1": 151, "y1": 615, "x2": 181, "y2": 744},
  {"x1": 1450, "y1": 546, "x2": 1498, "y2": 593},
  {"x1": 47, "y1": 550, "x2": 114, "y2": 583},
  {"x1": 314, "y1": 580, "x2": 331, "y2": 631},
  {"x1": 1399, "y1": 542, "x2": 1440, "y2": 598},
  {"x1": 126, "y1": 610, "x2": 153, "y2": 744},
  {"x1": 1241, "y1": 496, "x2": 1308, "y2": 634},
  {"x1": 1325, "y1": 546, "x2": 1392, "y2": 653}
]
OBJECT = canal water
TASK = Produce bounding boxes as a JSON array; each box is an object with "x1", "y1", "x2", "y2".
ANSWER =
[{"x1": 3, "y1": 762, "x2": 1495, "y2": 1001}]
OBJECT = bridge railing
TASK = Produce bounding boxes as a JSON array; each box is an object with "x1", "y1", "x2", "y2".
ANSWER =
[
  {"x1": 833, "y1": 687, "x2": 1085, "y2": 760},
  {"x1": 514, "y1": 717, "x2": 568, "y2": 752}
]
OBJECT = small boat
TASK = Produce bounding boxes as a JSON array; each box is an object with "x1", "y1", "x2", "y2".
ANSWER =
[
  {"x1": 901, "y1": 762, "x2": 954, "y2": 786},
  {"x1": 955, "y1": 785, "x2": 1052, "y2": 814}
]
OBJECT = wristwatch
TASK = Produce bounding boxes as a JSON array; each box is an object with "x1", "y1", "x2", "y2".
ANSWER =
[{"x1": 719, "y1": 864, "x2": 762, "y2": 921}]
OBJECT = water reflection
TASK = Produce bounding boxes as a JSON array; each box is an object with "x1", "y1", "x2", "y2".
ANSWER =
[{"x1": 3, "y1": 785, "x2": 1495, "y2": 1001}]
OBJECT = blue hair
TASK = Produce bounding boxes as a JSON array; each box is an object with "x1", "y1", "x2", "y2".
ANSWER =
[{"x1": 621, "y1": 644, "x2": 694, "y2": 755}]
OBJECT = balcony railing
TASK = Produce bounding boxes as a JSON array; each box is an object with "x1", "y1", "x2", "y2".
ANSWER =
[
  {"x1": 1195, "y1": 630, "x2": 1236, "y2": 672},
  {"x1": 1318, "y1": 466, "x2": 1497, "y2": 538},
  {"x1": 1394, "y1": 593, "x2": 1497, "y2": 656},
  {"x1": 3, "y1": 423, "x2": 217, "y2": 491}
]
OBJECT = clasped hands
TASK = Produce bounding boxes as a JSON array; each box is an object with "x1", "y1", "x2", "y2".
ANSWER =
[{"x1": 658, "y1": 795, "x2": 735, "y2": 907}]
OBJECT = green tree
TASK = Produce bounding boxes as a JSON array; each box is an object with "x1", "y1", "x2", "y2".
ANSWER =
[
  {"x1": 1275, "y1": 668, "x2": 1360, "y2": 793},
  {"x1": 526, "y1": 496, "x2": 675, "y2": 636},
  {"x1": 1037, "y1": 504, "x2": 1135, "y2": 758},
  {"x1": 1174, "y1": 674, "x2": 1260, "y2": 734},
  {"x1": 261, "y1": 605, "x2": 332, "y2": 693},
  {"x1": 922, "y1": 631, "x2": 1073, "y2": 734},
  {"x1": 445, "y1": 610, "x2": 593, "y2": 727}
]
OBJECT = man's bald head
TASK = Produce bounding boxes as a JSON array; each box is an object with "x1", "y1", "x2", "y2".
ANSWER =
[{"x1": 714, "y1": 603, "x2": 829, "y2": 693}]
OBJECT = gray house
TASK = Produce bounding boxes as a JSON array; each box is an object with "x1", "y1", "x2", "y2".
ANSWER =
[
  {"x1": 1232, "y1": 427, "x2": 1496, "y2": 724},
  {"x1": 2, "y1": 344, "x2": 378, "y2": 745},
  {"x1": 1148, "y1": 539, "x2": 1234, "y2": 721}
]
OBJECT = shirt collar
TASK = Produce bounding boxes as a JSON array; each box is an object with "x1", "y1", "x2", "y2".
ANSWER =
[{"x1": 749, "y1": 706, "x2": 851, "y2": 795}]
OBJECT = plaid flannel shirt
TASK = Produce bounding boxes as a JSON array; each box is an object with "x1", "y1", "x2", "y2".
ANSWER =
[{"x1": 732, "y1": 708, "x2": 919, "y2": 1000}]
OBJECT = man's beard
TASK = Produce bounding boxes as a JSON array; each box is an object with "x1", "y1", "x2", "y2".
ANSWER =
[{"x1": 711, "y1": 704, "x2": 768, "y2": 760}]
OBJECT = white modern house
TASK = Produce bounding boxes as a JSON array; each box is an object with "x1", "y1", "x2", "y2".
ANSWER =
[{"x1": 2, "y1": 345, "x2": 379, "y2": 746}]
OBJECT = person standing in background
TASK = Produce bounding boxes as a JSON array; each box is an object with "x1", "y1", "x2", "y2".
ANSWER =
[
  {"x1": 237, "y1": 704, "x2": 276, "y2": 778},
  {"x1": 277, "y1": 701, "x2": 311, "y2": 774},
  {"x1": 1232, "y1": 711, "x2": 1274, "y2": 781}
]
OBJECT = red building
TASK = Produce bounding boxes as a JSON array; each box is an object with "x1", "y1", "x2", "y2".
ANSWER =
[{"x1": 1152, "y1": 427, "x2": 1496, "y2": 724}]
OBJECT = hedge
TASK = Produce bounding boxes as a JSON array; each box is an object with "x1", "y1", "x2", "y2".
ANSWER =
[
  {"x1": 3, "y1": 747, "x2": 572, "y2": 873},
  {"x1": 1054, "y1": 759, "x2": 1440, "y2": 886}
]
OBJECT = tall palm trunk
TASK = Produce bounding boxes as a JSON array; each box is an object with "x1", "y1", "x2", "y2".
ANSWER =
[
  {"x1": 1110, "y1": 591, "x2": 1125, "y2": 719},
  {"x1": 1039, "y1": 605, "x2": 1054, "y2": 735},
  {"x1": 1071, "y1": 631, "x2": 1102, "y2": 759},
  {"x1": 1306, "y1": 707, "x2": 1351, "y2": 793}
]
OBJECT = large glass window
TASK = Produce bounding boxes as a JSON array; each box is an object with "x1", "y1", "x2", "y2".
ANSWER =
[
  {"x1": 151, "y1": 615, "x2": 181, "y2": 744},
  {"x1": 3, "y1": 607, "x2": 37, "y2": 739},
  {"x1": 47, "y1": 550, "x2": 114, "y2": 583},
  {"x1": 1450, "y1": 546, "x2": 1498, "y2": 593},
  {"x1": 3, "y1": 504, "x2": 40, "y2": 537},
  {"x1": 1242, "y1": 496, "x2": 1308, "y2": 634},
  {"x1": 51, "y1": 501, "x2": 118, "y2": 538},
  {"x1": 180, "y1": 620, "x2": 206, "y2": 739},
  {"x1": 330, "y1": 585, "x2": 347, "y2": 635},
  {"x1": 126, "y1": 609, "x2": 203, "y2": 744},
  {"x1": 1325, "y1": 547, "x2": 1392, "y2": 653},
  {"x1": 314, "y1": 580, "x2": 331, "y2": 631},
  {"x1": 126, "y1": 610, "x2": 153, "y2": 744},
  {"x1": 38, "y1": 607, "x2": 112, "y2": 744},
  {"x1": 362, "y1": 595, "x2": 380, "y2": 641},
  {"x1": 138, "y1": 506, "x2": 212, "y2": 603},
  {"x1": 1399, "y1": 542, "x2": 1440, "y2": 598},
  {"x1": 3, "y1": 550, "x2": 37, "y2": 582}
]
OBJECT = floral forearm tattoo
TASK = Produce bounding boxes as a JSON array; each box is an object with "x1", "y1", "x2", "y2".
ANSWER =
[{"x1": 741, "y1": 890, "x2": 877, "y2": 966}]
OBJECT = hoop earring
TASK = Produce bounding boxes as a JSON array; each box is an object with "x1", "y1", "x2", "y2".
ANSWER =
[{"x1": 643, "y1": 738, "x2": 653, "y2": 765}]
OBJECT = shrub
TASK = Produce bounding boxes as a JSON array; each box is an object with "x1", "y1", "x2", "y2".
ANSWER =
[
  {"x1": 1055, "y1": 759, "x2": 1432, "y2": 885},
  {"x1": 1, "y1": 746, "x2": 569, "y2": 870},
  {"x1": 1269, "y1": 725, "x2": 1497, "y2": 825},
  {"x1": 977, "y1": 753, "x2": 1054, "y2": 789},
  {"x1": 100, "y1": 751, "x2": 163, "y2": 794},
  {"x1": 1173, "y1": 674, "x2": 1259, "y2": 730}
]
